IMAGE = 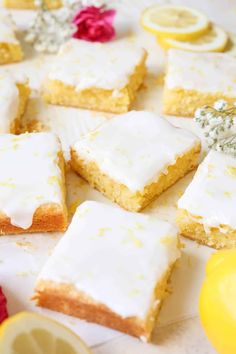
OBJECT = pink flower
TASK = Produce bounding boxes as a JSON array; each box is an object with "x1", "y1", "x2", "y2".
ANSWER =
[
  {"x1": 0, "y1": 287, "x2": 8, "y2": 324},
  {"x1": 73, "y1": 6, "x2": 116, "y2": 43}
]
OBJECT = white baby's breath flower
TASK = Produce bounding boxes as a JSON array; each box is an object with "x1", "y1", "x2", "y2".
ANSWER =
[
  {"x1": 195, "y1": 100, "x2": 236, "y2": 157},
  {"x1": 81, "y1": 0, "x2": 104, "y2": 6},
  {"x1": 206, "y1": 137, "x2": 215, "y2": 147},
  {"x1": 206, "y1": 112, "x2": 214, "y2": 120},
  {"x1": 62, "y1": 0, "x2": 80, "y2": 6},
  {"x1": 208, "y1": 130, "x2": 218, "y2": 138},
  {"x1": 194, "y1": 107, "x2": 205, "y2": 119},
  {"x1": 214, "y1": 99, "x2": 227, "y2": 111},
  {"x1": 25, "y1": 0, "x2": 106, "y2": 53},
  {"x1": 209, "y1": 116, "x2": 223, "y2": 125}
]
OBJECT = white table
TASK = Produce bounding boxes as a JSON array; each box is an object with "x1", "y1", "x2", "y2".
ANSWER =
[{"x1": 1, "y1": 0, "x2": 235, "y2": 352}]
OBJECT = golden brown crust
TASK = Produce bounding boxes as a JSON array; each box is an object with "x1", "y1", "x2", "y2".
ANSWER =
[
  {"x1": 0, "y1": 203, "x2": 67, "y2": 235},
  {"x1": 0, "y1": 42, "x2": 23, "y2": 65},
  {"x1": 177, "y1": 208, "x2": 236, "y2": 249},
  {"x1": 0, "y1": 151, "x2": 68, "y2": 235},
  {"x1": 70, "y1": 143, "x2": 201, "y2": 212},
  {"x1": 11, "y1": 83, "x2": 31, "y2": 134},
  {"x1": 34, "y1": 281, "x2": 146, "y2": 338},
  {"x1": 34, "y1": 265, "x2": 174, "y2": 341},
  {"x1": 43, "y1": 53, "x2": 147, "y2": 114},
  {"x1": 163, "y1": 87, "x2": 236, "y2": 117}
]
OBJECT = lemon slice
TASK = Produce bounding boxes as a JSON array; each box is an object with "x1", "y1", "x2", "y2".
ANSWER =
[
  {"x1": 0, "y1": 312, "x2": 91, "y2": 354},
  {"x1": 225, "y1": 32, "x2": 236, "y2": 56},
  {"x1": 141, "y1": 5, "x2": 209, "y2": 40},
  {"x1": 157, "y1": 24, "x2": 228, "y2": 52}
]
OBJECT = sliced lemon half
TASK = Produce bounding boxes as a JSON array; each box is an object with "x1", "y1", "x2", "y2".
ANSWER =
[
  {"x1": 158, "y1": 24, "x2": 228, "y2": 52},
  {"x1": 0, "y1": 312, "x2": 91, "y2": 354},
  {"x1": 141, "y1": 5, "x2": 210, "y2": 40}
]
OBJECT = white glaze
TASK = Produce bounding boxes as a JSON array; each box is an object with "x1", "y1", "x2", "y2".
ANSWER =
[
  {"x1": 38, "y1": 200, "x2": 180, "y2": 320},
  {"x1": 72, "y1": 111, "x2": 200, "y2": 192},
  {"x1": 48, "y1": 39, "x2": 146, "y2": 92},
  {"x1": 178, "y1": 150, "x2": 236, "y2": 229},
  {"x1": 166, "y1": 49, "x2": 236, "y2": 96},
  {"x1": 0, "y1": 132, "x2": 64, "y2": 229},
  {"x1": 0, "y1": 14, "x2": 19, "y2": 44}
]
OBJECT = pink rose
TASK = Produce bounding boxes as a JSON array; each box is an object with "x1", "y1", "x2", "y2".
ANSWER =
[
  {"x1": 0, "y1": 287, "x2": 8, "y2": 324},
  {"x1": 73, "y1": 6, "x2": 116, "y2": 43}
]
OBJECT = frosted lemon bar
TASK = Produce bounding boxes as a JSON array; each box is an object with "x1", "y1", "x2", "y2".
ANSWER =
[
  {"x1": 0, "y1": 133, "x2": 67, "y2": 235},
  {"x1": 71, "y1": 111, "x2": 201, "y2": 212},
  {"x1": 0, "y1": 74, "x2": 30, "y2": 133},
  {"x1": 4, "y1": 0, "x2": 61, "y2": 9},
  {"x1": 43, "y1": 39, "x2": 147, "y2": 113},
  {"x1": 0, "y1": 15, "x2": 23, "y2": 64},
  {"x1": 163, "y1": 49, "x2": 236, "y2": 117},
  {"x1": 34, "y1": 201, "x2": 180, "y2": 341},
  {"x1": 177, "y1": 150, "x2": 236, "y2": 249}
]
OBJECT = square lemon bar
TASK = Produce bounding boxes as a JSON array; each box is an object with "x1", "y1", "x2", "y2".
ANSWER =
[
  {"x1": 177, "y1": 150, "x2": 236, "y2": 249},
  {"x1": 0, "y1": 133, "x2": 67, "y2": 235},
  {"x1": 4, "y1": 0, "x2": 61, "y2": 9},
  {"x1": 0, "y1": 74, "x2": 30, "y2": 133},
  {"x1": 163, "y1": 49, "x2": 236, "y2": 117},
  {"x1": 34, "y1": 201, "x2": 180, "y2": 341},
  {"x1": 71, "y1": 111, "x2": 201, "y2": 212},
  {"x1": 0, "y1": 15, "x2": 23, "y2": 64},
  {"x1": 43, "y1": 39, "x2": 147, "y2": 113}
]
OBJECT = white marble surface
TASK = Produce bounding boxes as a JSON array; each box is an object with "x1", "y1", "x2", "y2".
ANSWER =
[{"x1": 0, "y1": 0, "x2": 235, "y2": 353}]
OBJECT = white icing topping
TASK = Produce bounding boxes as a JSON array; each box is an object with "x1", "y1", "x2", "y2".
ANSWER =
[
  {"x1": 72, "y1": 111, "x2": 200, "y2": 192},
  {"x1": 48, "y1": 39, "x2": 146, "y2": 92},
  {"x1": 0, "y1": 75, "x2": 19, "y2": 133},
  {"x1": 0, "y1": 15, "x2": 19, "y2": 44},
  {"x1": 166, "y1": 49, "x2": 236, "y2": 96},
  {"x1": 38, "y1": 200, "x2": 180, "y2": 320},
  {"x1": 178, "y1": 150, "x2": 236, "y2": 229},
  {"x1": 0, "y1": 132, "x2": 64, "y2": 229}
]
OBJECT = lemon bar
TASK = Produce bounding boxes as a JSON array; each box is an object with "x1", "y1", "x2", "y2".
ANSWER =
[
  {"x1": 0, "y1": 15, "x2": 23, "y2": 64},
  {"x1": 43, "y1": 39, "x2": 147, "y2": 114},
  {"x1": 177, "y1": 150, "x2": 236, "y2": 249},
  {"x1": 0, "y1": 133, "x2": 67, "y2": 235},
  {"x1": 0, "y1": 74, "x2": 30, "y2": 133},
  {"x1": 4, "y1": 0, "x2": 61, "y2": 9},
  {"x1": 71, "y1": 111, "x2": 201, "y2": 212},
  {"x1": 163, "y1": 49, "x2": 236, "y2": 117},
  {"x1": 34, "y1": 201, "x2": 180, "y2": 341}
]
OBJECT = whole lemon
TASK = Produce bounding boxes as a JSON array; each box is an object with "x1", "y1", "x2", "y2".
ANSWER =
[{"x1": 199, "y1": 249, "x2": 236, "y2": 354}]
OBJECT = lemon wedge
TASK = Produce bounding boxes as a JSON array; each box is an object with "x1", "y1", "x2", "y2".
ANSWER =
[
  {"x1": 0, "y1": 312, "x2": 91, "y2": 354},
  {"x1": 158, "y1": 24, "x2": 228, "y2": 52},
  {"x1": 141, "y1": 5, "x2": 209, "y2": 40}
]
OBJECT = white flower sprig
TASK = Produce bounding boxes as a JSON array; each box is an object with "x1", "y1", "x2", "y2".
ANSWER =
[
  {"x1": 194, "y1": 100, "x2": 236, "y2": 157},
  {"x1": 25, "y1": 0, "x2": 105, "y2": 53}
]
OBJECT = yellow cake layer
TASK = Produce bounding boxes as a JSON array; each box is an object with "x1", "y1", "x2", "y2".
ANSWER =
[
  {"x1": 12, "y1": 83, "x2": 31, "y2": 134},
  {"x1": 0, "y1": 42, "x2": 23, "y2": 65},
  {"x1": 4, "y1": 0, "x2": 61, "y2": 9},
  {"x1": 43, "y1": 55, "x2": 147, "y2": 114},
  {"x1": 34, "y1": 264, "x2": 174, "y2": 341},
  {"x1": 177, "y1": 209, "x2": 236, "y2": 249},
  {"x1": 163, "y1": 88, "x2": 236, "y2": 117},
  {"x1": 71, "y1": 143, "x2": 201, "y2": 212}
]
